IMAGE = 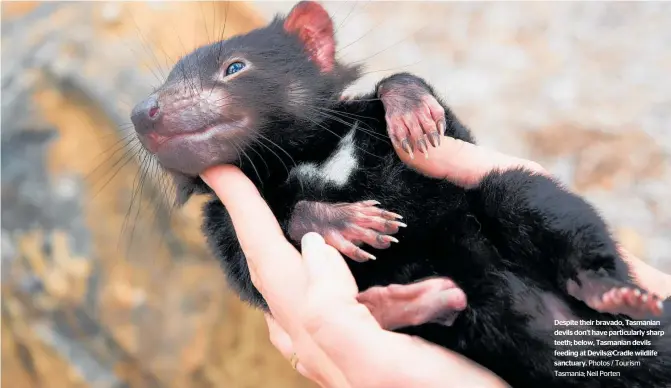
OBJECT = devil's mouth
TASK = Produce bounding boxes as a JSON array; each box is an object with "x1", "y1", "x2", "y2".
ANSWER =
[
  {"x1": 142, "y1": 123, "x2": 224, "y2": 154},
  {"x1": 138, "y1": 119, "x2": 250, "y2": 176}
]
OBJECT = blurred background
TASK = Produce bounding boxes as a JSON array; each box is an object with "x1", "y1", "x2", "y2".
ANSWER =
[{"x1": 2, "y1": 1, "x2": 670, "y2": 387}]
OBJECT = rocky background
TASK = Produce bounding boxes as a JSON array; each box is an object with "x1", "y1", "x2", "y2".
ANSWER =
[
  {"x1": 2, "y1": 1, "x2": 669, "y2": 388},
  {"x1": 2, "y1": 2, "x2": 311, "y2": 388}
]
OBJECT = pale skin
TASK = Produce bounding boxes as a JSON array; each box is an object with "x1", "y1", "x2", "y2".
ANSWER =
[{"x1": 201, "y1": 135, "x2": 671, "y2": 388}]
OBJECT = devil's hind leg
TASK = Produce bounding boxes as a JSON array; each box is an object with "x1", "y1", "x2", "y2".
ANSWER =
[{"x1": 467, "y1": 167, "x2": 665, "y2": 319}]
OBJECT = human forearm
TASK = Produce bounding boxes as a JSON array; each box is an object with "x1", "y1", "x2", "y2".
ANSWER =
[{"x1": 309, "y1": 308, "x2": 509, "y2": 388}]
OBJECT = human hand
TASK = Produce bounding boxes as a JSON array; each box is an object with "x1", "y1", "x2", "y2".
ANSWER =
[
  {"x1": 201, "y1": 165, "x2": 509, "y2": 388},
  {"x1": 393, "y1": 135, "x2": 671, "y2": 299}
]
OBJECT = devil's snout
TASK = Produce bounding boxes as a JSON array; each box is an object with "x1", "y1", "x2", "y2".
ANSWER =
[{"x1": 131, "y1": 95, "x2": 161, "y2": 135}]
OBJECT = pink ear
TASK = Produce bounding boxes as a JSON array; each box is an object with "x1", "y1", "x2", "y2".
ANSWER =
[{"x1": 284, "y1": 1, "x2": 335, "y2": 72}]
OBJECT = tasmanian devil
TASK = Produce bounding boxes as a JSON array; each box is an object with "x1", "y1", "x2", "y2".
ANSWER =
[{"x1": 129, "y1": 2, "x2": 671, "y2": 387}]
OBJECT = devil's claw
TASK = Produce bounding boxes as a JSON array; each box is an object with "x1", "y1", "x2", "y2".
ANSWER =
[
  {"x1": 379, "y1": 77, "x2": 446, "y2": 159},
  {"x1": 288, "y1": 199, "x2": 406, "y2": 262}
]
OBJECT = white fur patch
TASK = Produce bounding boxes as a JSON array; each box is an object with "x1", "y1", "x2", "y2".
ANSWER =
[{"x1": 291, "y1": 123, "x2": 359, "y2": 187}]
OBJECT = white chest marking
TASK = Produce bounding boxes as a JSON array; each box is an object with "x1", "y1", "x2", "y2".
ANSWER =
[{"x1": 291, "y1": 123, "x2": 359, "y2": 187}]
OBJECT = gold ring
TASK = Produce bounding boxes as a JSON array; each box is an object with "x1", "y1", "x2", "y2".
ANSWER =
[{"x1": 290, "y1": 352, "x2": 299, "y2": 370}]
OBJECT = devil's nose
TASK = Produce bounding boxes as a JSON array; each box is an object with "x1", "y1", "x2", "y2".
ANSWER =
[{"x1": 131, "y1": 95, "x2": 161, "y2": 134}]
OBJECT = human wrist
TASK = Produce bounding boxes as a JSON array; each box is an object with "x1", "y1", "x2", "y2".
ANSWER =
[
  {"x1": 306, "y1": 307, "x2": 508, "y2": 388},
  {"x1": 629, "y1": 260, "x2": 671, "y2": 298},
  {"x1": 317, "y1": 324, "x2": 507, "y2": 388},
  {"x1": 300, "y1": 306, "x2": 386, "y2": 387},
  {"x1": 618, "y1": 246, "x2": 671, "y2": 298}
]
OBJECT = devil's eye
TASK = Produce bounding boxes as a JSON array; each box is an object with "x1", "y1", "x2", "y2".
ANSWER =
[{"x1": 225, "y1": 61, "x2": 246, "y2": 76}]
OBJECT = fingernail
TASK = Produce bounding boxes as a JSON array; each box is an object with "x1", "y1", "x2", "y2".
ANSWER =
[
  {"x1": 200, "y1": 174, "x2": 210, "y2": 186},
  {"x1": 301, "y1": 232, "x2": 325, "y2": 251},
  {"x1": 401, "y1": 138, "x2": 414, "y2": 159},
  {"x1": 418, "y1": 138, "x2": 429, "y2": 159},
  {"x1": 439, "y1": 290, "x2": 466, "y2": 309},
  {"x1": 395, "y1": 221, "x2": 407, "y2": 228}
]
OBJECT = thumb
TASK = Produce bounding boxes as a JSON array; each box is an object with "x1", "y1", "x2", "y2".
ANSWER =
[
  {"x1": 301, "y1": 233, "x2": 359, "y2": 299},
  {"x1": 393, "y1": 135, "x2": 546, "y2": 187}
]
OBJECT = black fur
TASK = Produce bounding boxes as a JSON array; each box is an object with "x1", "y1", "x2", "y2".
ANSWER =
[{"x1": 133, "y1": 3, "x2": 671, "y2": 387}]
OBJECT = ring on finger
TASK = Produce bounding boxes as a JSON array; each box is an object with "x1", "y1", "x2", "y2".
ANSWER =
[{"x1": 290, "y1": 352, "x2": 299, "y2": 370}]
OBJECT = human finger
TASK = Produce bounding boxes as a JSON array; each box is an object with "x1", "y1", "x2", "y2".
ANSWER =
[
  {"x1": 200, "y1": 165, "x2": 306, "y2": 303},
  {"x1": 265, "y1": 314, "x2": 316, "y2": 379},
  {"x1": 392, "y1": 135, "x2": 546, "y2": 188},
  {"x1": 301, "y1": 232, "x2": 359, "y2": 300},
  {"x1": 266, "y1": 314, "x2": 294, "y2": 360},
  {"x1": 200, "y1": 165, "x2": 295, "y2": 259},
  {"x1": 391, "y1": 135, "x2": 671, "y2": 297},
  {"x1": 618, "y1": 246, "x2": 671, "y2": 298}
]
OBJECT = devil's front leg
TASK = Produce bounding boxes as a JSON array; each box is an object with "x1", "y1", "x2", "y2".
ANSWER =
[
  {"x1": 377, "y1": 73, "x2": 445, "y2": 158},
  {"x1": 286, "y1": 199, "x2": 468, "y2": 329},
  {"x1": 287, "y1": 199, "x2": 406, "y2": 262},
  {"x1": 376, "y1": 72, "x2": 473, "y2": 158}
]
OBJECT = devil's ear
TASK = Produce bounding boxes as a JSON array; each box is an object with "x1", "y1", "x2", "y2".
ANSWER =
[{"x1": 284, "y1": 1, "x2": 335, "y2": 72}]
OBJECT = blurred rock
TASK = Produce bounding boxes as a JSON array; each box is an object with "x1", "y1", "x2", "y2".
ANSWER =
[
  {"x1": 2, "y1": 2, "x2": 312, "y2": 387},
  {"x1": 616, "y1": 227, "x2": 647, "y2": 260},
  {"x1": 526, "y1": 124, "x2": 666, "y2": 192}
]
